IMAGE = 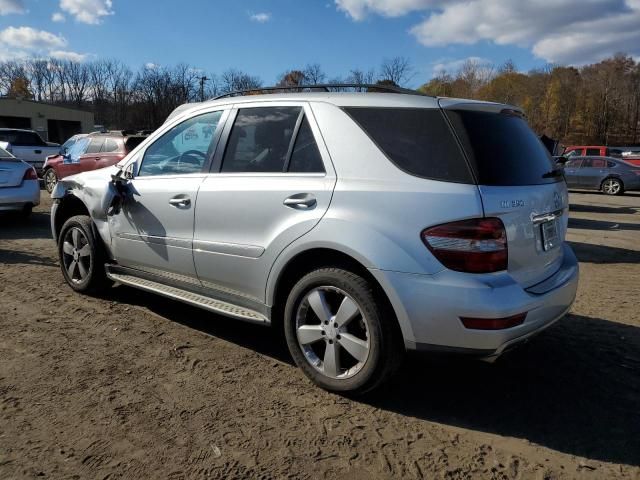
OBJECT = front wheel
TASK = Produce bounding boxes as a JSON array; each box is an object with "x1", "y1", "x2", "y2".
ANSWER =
[
  {"x1": 601, "y1": 177, "x2": 624, "y2": 195},
  {"x1": 284, "y1": 268, "x2": 403, "y2": 394},
  {"x1": 58, "y1": 215, "x2": 110, "y2": 293},
  {"x1": 44, "y1": 168, "x2": 57, "y2": 194}
]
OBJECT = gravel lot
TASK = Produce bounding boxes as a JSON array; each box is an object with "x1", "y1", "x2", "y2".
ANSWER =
[{"x1": 1, "y1": 189, "x2": 639, "y2": 479}]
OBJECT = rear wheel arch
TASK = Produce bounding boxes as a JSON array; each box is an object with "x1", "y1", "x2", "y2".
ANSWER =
[{"x1": 269, "y1": 248, "x2": 404, "y2": 342}]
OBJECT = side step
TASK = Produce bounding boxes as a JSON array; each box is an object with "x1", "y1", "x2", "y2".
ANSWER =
[{"x1": 106, "y1": 271, "x2": 268, "y2": 324}]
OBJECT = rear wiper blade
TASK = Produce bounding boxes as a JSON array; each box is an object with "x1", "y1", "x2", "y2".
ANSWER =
[{"x1": 542, "y1": 168, "x2": 564, "y2": 179}]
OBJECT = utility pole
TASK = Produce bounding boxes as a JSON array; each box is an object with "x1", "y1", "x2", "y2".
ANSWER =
[{"x1": 199, "y1": 76, "x2": 209, "y2": 102}]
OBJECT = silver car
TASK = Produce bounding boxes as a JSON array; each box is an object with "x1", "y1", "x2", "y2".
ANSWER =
[
  {"x1": 563, "y1": 156, "x2": 640, "y2": 195},
  {"x1": 0, "y1": 146, "x2": 40, "y2": 216},
  {"x1": 51, "y1": 88, "x2": 579, "y2": 393}
]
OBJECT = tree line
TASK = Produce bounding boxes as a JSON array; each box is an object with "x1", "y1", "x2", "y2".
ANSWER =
[
  {"x1": 1, "y1": 54, "x2": 639, "y2": 146},
  {"x1": 420, "y1": 54, "x2": 640, "y2": 146}
]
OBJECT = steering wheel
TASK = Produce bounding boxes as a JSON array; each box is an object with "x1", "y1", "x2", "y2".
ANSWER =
[{"x1": 177, "y1": 150, "x2": 206, "y2": 169}]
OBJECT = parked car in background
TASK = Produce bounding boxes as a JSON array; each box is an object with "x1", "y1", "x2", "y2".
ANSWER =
[
  {"x1": 563, "y1": 156, "x2": 640, "y2": 195},
  {"x1": 50, "y1": 86, "x2": 578, "y2": 394},
  {"x1": 0, "y1": 145, "x2": 39, "y2": 217},
  {"x1": 0, "y1": 128, "x2": 60, "y2": 176},
  {"x1": 43, "y1": 131, "x2": 147, "y2": 193}
]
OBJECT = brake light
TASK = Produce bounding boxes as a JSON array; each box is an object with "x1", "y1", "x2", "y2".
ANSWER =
[
  {"x1": 23, "y1": 168, "x2": 37, "y2": 181},
  {"x1": 421, "y1": 218, "x2": 507, "y2": 273},
  {"x1": 460, "y1": 312, "x2": 527, "y2": 330}
]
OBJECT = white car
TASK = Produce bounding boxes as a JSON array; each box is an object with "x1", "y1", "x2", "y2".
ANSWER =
[{"x1": 0, "y1": 146, "x2": 40, "y2": 217}]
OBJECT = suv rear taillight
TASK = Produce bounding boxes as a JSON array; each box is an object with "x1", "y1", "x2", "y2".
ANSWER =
[
  {"x1": 23, "y1": 168, "x2": 37, "y2": 181},
  {"x1": 421, "y1": 218, "x2": 507, "y2": 273}
]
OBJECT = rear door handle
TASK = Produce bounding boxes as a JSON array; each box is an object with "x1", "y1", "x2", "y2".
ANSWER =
[
  {"x1": 283, "y1": 193, "x2": 317, "y2": 209},
  {"x1": 34, "y1": 150, "x2": 42, "y2": 154},
  {"x1": 169, "y1": 195, "x2": 191, "y2": 207}
]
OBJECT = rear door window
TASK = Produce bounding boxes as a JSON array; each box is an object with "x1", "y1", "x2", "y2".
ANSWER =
[
  {"x1": 344, "y1": 107, "x2": 472, "y2": 183},
  {"x1": 445, "y1": 109, "x2": 557, "y2": 186},
  {"x1": 222, "y1": 107, "x2": 300, "y2": 173},
  {"x1": 85, "y1": 138, "x2": 104, "y2": 154},
  {"x1": 101, "y1": 138, "x2": 120, "y2": 153},
  {"x1": 586, "y1": 148, "x2": 600, "y2": 156},
  {"x1": 288, "y1": 116, "x2": 324, "y2": 173}
]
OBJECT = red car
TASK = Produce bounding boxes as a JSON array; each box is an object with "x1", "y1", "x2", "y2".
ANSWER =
[
  {"x1": 42, "y1": 132, "x2": 146, "y2": 193},
  {"x1": 563, "y1": 145, "x2": 640, "y2": 165}
]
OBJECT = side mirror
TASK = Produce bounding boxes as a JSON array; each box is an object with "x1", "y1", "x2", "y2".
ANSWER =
[{"x1": 62, "y1": 153, "x2": 72, "y2": 164}]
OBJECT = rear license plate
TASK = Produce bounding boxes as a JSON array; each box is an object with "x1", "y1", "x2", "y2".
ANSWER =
[{"x1": 541, "y1": 219, "x2": 559, "y2": 251}]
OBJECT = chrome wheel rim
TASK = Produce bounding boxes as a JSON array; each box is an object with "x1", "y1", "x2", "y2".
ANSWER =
[
  {"x1": 45, "y1": 170, "x2": 57, "y2": 192},
  {"x1": 62, "y1": 227, "x2": 91, "y2": 284},
  {"x1": 603, "y1": 179, "x2": 620, "y2": 194},
  {"x1": 295, "y1": 286, "x2": 370, "y2": 379}
]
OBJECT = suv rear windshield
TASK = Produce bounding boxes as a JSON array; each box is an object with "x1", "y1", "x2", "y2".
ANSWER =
[
  {"x1": 445, "y1": 109, "x2": 558, "y2": 186},
  {"x1": 343, "y1": 107, "x2": 473, "y2": 183}
]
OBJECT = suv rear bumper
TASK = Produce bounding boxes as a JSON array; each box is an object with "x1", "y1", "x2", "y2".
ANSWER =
[{"x1": 370, "y1": 243, "x2": 579, "y2": 356}]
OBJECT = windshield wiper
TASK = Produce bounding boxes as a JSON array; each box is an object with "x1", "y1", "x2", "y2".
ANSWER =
[{"x1": 542, "y1": 168, "x2": 564, "y2": 179}]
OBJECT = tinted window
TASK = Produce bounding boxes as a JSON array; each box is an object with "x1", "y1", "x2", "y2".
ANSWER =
[
  {"x1": 85, "y1": 138, "x2": 104, "y2": 154},
  {"x1": 101, "y1": 138, "x2": 119, "y2": 153},
  {"x1": 222, "y1": 107, "x2": 300, "y2": 173},
  {"x1": 0, "y1": 130, "x2": 46, "y2": 146},
  {"x1": 446, "y1": 110, "x2": 556, "y2": 186},
  {"x1": 586, "y1": 148, "x2": 600, "y2": 156},
  {"x1": 564, "y1": 158, "x2": 582, "y2": 168},
  {"x1": 139, "y1": 110, "x2": 222, "y2": 177},
  {"x1": 584, "y1": 158, "x2": 607, "y2": 168},
  {"x1": 345, "y1": 107, "x2": 472, "y2": 183},
  {"x1": 565, "y1": 159, "x2": 583, "y2": 168},
  {"x1": 288, "y1": 117, "x2": 324, "y2": 173}
]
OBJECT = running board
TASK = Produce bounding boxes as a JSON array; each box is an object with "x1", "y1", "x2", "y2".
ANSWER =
[{"x1": 106, "y1": 271, "x2": 268, "y2": 324}]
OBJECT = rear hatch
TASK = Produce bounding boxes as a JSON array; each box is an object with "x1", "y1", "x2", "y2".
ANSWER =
[
  {"x1": 0, "y1": 159, "x2": 28, "y2": 188},
  {"x1": 440, "y1": 100, "x2": 567, "y2": 288}
]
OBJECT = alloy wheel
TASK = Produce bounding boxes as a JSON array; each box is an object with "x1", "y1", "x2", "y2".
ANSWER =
[
  {"x1": 45, "y1": 170, "x2": 57, "y2": 193},
  {"x1": 295, "y1": 286, "x2": 370, "y2": 379},
  {"x1": 62, "y1": 227, "x2": 91, "y2": 284},
  {"x1": 603, "y1": 178, "x2": 621, "y2": 195}
]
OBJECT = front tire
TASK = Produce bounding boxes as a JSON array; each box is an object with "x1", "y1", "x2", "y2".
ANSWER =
[
  {"x1": 284, "y1": 268, "x2": 403, "y2": 394},
  {"x1": 44, "y1": 168, "x2": 57, "y2": 194},
  {"x1": 58, "y1": 215, "x2": 110, "y2": 293},
  {"x1": 601, "y1": 177, "x2": 624, "y2": 195}
]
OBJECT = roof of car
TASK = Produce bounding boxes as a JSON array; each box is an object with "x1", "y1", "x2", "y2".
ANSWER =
[
  {"x1": 166, "y1": 92, "x2": 510, "y2": 123},
  {"x1": 0, "y1": 128, "x2": 38, "y2": 133}
]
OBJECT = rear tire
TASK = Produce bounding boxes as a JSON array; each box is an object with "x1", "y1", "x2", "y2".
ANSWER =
[
  {"x1": 44, "y1": 168, "x2": 57, "y2": 194},
  {"x1": 284, "y1": 267, "x2": 403, "y2": 394},
  {"x1": 601, "y1": 177, "x2": 624, "y2": 195},
  {"x1": 58, "y1": 215, "x2": 110, "y2": 293}
]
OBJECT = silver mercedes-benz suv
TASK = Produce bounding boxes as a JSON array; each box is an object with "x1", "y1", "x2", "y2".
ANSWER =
[{"x1": 51, "y1": 85, "x2": 579, "y2": 394}]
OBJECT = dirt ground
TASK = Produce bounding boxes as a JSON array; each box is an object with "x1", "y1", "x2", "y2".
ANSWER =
[{"x1": 1, "y1": 189, "x2": 639, "y2": 480}]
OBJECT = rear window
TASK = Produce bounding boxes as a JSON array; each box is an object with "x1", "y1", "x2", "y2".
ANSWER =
[
  {"x1": 445, "y1": 109, "x2": 557, "y2": 186},
  {"x1": 343, "y1": 107, "x2": 473, "y2": 183}
]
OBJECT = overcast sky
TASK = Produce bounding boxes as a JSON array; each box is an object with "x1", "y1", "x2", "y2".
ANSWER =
[{"x1": 0, "y1": 0, "x2": 638, "y2": 86}]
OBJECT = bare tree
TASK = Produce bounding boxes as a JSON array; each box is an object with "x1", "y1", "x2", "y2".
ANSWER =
[
  {"x1": 303, "y1": 63, "x2": 326, "y2": 84},
  {"x1": 220, "y1": 68, "x2": 262, "y2": 93},
  {"x1": 379, "y1": 56, "x2": 414, "y2": 86}
]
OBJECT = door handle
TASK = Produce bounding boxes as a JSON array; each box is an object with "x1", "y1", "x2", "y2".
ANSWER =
[
  {"x1": 95, "y1": 157, "x2": 101, "y2": 161},
  {"x1": 169, "y1": 196, "x2": 191, "y2": 207},
  {"x1": 283, "y1": 193, "x2": 317, "y2": 209},
  {"x1": 34, "y1": 150, "x2": 42, "y2": 154}
]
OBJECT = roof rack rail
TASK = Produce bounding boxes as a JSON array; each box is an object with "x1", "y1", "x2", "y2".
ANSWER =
[{"x1": 213, "y1": 83, "x2": 428, "y2": 100}]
